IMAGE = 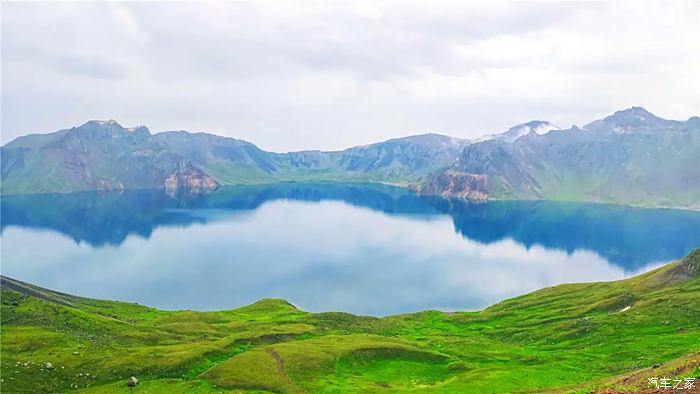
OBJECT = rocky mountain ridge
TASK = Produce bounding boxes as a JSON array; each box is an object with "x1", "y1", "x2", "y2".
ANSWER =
[
  {"x1": 2, "y1": 107, "x2": 698, "y2": 208},
  {"x1": 413, "y1": 108, "x2": 700, "y2": 208}
]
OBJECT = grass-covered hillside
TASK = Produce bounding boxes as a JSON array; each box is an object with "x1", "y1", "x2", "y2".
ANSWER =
[{"x1": 2, "y1": 250, "x2": 699, "y2": 393}]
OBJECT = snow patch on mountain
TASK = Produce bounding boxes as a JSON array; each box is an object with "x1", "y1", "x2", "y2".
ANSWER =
[{"x1": 474, "y1": 121, "x2": 561, "y2": 144}]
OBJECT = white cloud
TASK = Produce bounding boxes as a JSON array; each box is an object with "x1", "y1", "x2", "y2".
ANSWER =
[
  {"x1": 2, "y1": 0, "x2": 698, "y2": 151},
  {"x1": 109, "y1": 2, "x2": 150, "y2": 46}
]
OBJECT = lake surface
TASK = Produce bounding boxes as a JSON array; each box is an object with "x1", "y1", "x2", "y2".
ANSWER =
[{"x1": 2, "y1": 182, "x2": 699, "y2": 316}]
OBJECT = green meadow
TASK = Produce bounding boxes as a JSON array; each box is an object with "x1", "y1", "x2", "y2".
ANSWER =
[{"x1": 1, "y1": 250, "x2": 699, "y2": 393}]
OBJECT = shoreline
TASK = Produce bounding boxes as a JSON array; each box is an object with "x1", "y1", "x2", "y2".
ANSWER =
[{"x1": 3, "y1": 180, "x2": 699, "y2": 212}]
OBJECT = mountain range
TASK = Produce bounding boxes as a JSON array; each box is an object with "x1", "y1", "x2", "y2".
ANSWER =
[
  {"x1": 2, "y1": 107, "x2": 698, "y2": 208},
  {"x1": 413, "y1": 107, "x2": 699, "y2": 208}
]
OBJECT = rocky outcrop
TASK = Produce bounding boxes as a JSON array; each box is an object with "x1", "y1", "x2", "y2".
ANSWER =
[
  {"x1": 412, "y1": 169, "x2": 488, "y2": 201},
  {"x1": 164, "y1": 167, "x2": 219, "y2": 190},
  {"x1": 653, "y1": 248, "x2": 700, "y2": 285},
  {"x1": 95, "y1": 180, "x2": 125, "y2": 191}
]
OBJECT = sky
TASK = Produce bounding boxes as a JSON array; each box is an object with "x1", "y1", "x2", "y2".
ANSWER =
[{"x1": 2, "y1": 1, "x2": 699, "y2": 152}]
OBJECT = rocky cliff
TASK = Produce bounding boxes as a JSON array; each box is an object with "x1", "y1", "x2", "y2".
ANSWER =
[
  {"x1": 412, "y1": 170, "x2": 488, "y2": 201},
  {"x1": 164, "y1": 167, "x2": 219, "y2": 190}
]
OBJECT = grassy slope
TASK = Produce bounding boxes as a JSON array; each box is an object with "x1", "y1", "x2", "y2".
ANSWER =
[
  {"x1": 200, "y1": 162, "x2": 424, "y2": 188},
  {"x1": 1, "y1": 250, "x2": 699, "y2": 393}
]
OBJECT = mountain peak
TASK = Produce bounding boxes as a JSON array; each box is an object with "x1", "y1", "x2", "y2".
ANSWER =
[
  {"x1": 78, "y1": 120, "x2": 150, "y2": 136},
  {"x1": 476, "y1": 120, "x2": 560, "y2": 143},
  {"x1": 83, "y1": 119, "x2": 122, "y2": 127},
  {"x1": 607, "y1": 106, "x2": 657, "y2": 121},
  {"x1": 515, "y1": 120, "x2": 560, "y2": 134},
  {"x1": 583, "y1": 107, "x2": 676, "y2": 133}
]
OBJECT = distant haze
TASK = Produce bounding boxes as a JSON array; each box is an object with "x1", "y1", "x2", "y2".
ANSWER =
[{"x1": 2, "y1": 1, "x2": 699, "y2": 151}]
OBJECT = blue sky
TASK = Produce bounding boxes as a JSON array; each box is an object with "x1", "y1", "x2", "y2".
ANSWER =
[{"x1": 2, "y1": 0, "x2": 698, "y2": 151}]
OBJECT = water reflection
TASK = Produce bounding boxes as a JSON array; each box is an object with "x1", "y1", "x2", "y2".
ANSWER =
[
  {"x1": 3, "y1": 183, "x2": 698, "y2": 268},
  {"x1": 1, "y1": 183, "x2": 699, "y2": 315},
  {"x1": 1, "y1": 183, "x2": 438, "y2": 247}
]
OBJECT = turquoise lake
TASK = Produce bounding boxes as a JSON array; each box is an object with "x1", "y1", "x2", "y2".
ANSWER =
[{"x1": 1, "y1": 182, "x2": 699, "y2": 316}]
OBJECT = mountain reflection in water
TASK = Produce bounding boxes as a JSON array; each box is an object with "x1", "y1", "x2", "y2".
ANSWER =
[{"x1": 2, "y1": 183, "x2": 699, "y2": 315}]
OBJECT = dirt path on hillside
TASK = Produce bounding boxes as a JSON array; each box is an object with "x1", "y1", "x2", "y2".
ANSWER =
[{"x1": 266, "y1": 347, "x2": 306, "y2": 393}]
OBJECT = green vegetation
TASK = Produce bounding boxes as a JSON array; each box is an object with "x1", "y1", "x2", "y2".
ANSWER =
[{"x1": 2, "y1": 250, "x2": 699, "y2": 393}]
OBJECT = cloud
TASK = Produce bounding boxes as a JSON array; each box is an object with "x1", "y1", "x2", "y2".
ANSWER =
[
  {"x1": 108, "y1": 2, "x2": 150, "y2": 46},
  {"x1": 2, "y1": 0, "x2": 698, "y2": 151}
]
